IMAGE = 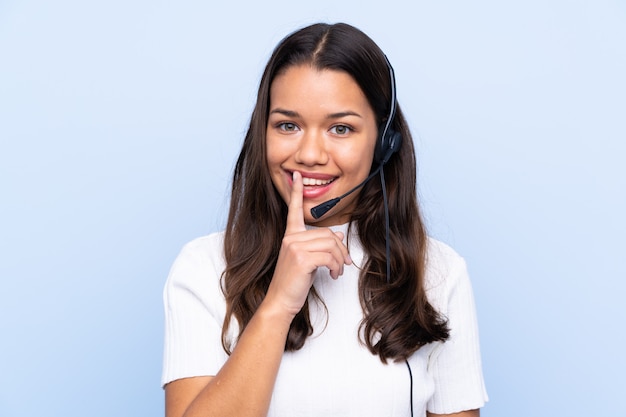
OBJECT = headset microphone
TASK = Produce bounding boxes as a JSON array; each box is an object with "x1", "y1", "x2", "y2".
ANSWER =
[
  {"x1": 310, "y1": 55, "x2": 402, "y2": 220},
  {"x1": 309, "y1": 55, "x2": 413, "y2": 415},
  {"x1": 310, "y1": 164, "x2": 384, "y2": 219}
]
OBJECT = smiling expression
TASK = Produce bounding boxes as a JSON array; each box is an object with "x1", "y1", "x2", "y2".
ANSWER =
[{"x1": 266, "y1": 64, "x2": 378, "y2": 226}]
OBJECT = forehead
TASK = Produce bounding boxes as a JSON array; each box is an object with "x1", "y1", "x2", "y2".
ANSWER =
[{"x1": 269, "y1": 65, "x2": 372, "y2": 115}]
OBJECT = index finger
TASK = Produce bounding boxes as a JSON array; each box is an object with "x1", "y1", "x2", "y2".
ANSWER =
[{"x1": 286, "y1": 171, "x2": 306, "y2": 234}]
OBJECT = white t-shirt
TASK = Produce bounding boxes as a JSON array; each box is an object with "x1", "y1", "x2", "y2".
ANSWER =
[{"x1": 162, "y1": 223, "x2": 488, "y2": 416}]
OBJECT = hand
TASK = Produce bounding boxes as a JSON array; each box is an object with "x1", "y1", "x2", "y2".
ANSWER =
[{"x1": 265, "y1": 171, "x2": 352, "y2": 317}]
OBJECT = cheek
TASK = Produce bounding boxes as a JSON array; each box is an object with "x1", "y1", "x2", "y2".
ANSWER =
[
  {"x1": 265, "y1": 132, "x2": 292, "y2": 162},
  {"x1": 338, "y1": 139, "x2": 377, "y2": 173},
  {"x1": 265, "y1": 136, "x2": 282, "y2": 169},
  {"x1": 265, "y1": 140, "x2": 289, "y2": 198}
]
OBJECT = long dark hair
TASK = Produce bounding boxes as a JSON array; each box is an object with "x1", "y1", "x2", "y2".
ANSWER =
[{"x1": 222, "y1": 22, "x2": 449, "y2": 363}]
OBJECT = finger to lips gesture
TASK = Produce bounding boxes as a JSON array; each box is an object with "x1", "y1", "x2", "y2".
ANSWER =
[{"x1": 267, "y1": 171, "x2": 352, "y2": 316}]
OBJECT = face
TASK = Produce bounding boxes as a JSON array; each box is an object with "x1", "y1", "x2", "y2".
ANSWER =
[{"x1": 266, "y1": 64, "x2": 378, "y2": 226}]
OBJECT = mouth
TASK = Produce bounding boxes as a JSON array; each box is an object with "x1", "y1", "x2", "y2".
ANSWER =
[
  {"x1": 287, "y1": 170, "x2": 337, "y2": 198},
  {"x1": 302, "y1": 176, "x2": 335, "y2": 186}
]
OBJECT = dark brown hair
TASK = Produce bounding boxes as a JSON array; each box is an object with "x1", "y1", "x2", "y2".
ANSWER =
[{"x1": 221, "y1": 22, "x2": 449, "y2": 363}]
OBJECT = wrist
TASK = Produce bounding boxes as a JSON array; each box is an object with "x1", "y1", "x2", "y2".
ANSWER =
[{"x1": 256, "y1": 297, "x2": 298, "y2": 329}]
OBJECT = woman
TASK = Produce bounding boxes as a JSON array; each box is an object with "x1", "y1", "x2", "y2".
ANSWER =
[{"x1": 162, "y1": 22, "x2": 488, "y2": 417}]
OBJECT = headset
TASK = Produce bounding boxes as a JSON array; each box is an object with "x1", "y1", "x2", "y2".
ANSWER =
[
  {"x1": 374, "y1": 55, "x2": 403, "y2": 165},
  {"x1": 376, "y1": 59, "x2": 414, "y2": 417},
  {"x1": 310, "y1": 54, "x2": 403, "y2": 219},
  {"x1": 309, "y1": 55, "x2": 414, "y2": 416}
]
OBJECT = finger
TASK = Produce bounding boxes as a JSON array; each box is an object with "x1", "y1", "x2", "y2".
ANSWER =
[
  {"x1": 285, "y1": 234, "x2": 350, "y2": 275},
  {"x1": 289, "y1": 229, "x2": 352, "y2": 266},
  {"x1": 286, "y1": 171, "x2": 306, "y2": 234},
  {"x1": 303, "y1": 252, "x2": 344, "y2": 280},
  {"x1": 333, "y1": 231, "x2": 352, "y2": 265}
]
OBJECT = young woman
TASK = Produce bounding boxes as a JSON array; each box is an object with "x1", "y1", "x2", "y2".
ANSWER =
[{"x1": 162, "y1": 22, "x2": 488, "y2": 417}]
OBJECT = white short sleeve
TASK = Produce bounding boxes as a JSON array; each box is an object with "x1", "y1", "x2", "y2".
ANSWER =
[
  {"x1": 425, "y1": 241, "x2": 489, "y2": 414},
  {"x1": 161, "y1": 233, "x2": 232, "y2": 387}
]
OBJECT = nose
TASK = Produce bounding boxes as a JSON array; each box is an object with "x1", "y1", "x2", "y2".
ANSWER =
[{"x1": 294, "y1": 130, "x2": 329, "y2": 166}]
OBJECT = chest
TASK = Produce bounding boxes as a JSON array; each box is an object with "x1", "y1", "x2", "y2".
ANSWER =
[{"x1": 268, "y1": 265, "x2": 437, "y2": 417}]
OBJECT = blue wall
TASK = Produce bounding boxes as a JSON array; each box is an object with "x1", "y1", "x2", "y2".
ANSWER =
[{"x1": 1, "y1": 1, "x2": 624, "y2": 416}]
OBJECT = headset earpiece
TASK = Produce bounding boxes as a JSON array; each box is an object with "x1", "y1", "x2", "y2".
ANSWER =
[
  {"x1": 310, "y1": 54, "x2": 402, "y2": 219},
  {"x1": 373, "y1": 55, "x2": 402, "y2": 165},
  {"x1": 375, "y1": 126, "x2": 402, "y2": 164}
]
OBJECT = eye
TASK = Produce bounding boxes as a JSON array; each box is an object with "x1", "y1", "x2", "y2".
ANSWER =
[
  {"x1": 330, "y1": 125, "x2": 352, "y2": 135},
  {"x1": 277, "y1": 122, "x2": 299, "y2": 132}
]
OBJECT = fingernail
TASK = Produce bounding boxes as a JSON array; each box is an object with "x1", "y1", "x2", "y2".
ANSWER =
[{"x1": 346, "y1": 254, "x2": 352, "y2": 265}]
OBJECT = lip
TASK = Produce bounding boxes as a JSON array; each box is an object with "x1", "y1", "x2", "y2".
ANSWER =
[{"x1": 285, "y1": 169, "x2": 337, "y2": 199}]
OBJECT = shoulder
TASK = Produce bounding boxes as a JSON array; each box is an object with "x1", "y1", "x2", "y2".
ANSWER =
[
  {"x1": 423, "y1": 237, "x2": 471, "y2": 314},
  {"x1": 177, "y1": 231, "x2": 225, "y2": 260},
  {"x1": 424, "y1": 237, "x2": 467, "y2": 278},
  {"x1": 170, "y1": 232, "x2": 225, "y2": 273},
  {"x1": 164, "y1": 231, "x2": 226, "y2": 300}
]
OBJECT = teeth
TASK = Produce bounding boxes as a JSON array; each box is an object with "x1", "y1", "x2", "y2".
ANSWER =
[{"x1": 302, "y1": 177, "x2": 333, "y2": 186}]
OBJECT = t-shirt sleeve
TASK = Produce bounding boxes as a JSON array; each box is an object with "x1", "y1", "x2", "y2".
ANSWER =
[
  {"x1": 426, "y1": 245, "x2": 489, "y2": 414},
  {"x1": 161, "y1": 235, "x2": 231, "y2": 387}
]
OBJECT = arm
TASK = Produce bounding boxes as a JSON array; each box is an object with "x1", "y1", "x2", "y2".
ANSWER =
[
  {"x1": 164, "y1": 172, "x2": 351, "y2": 417},
  {"x1": 165, "y1": 299, "x2": 293, "y2": 417},
  {"x1": 428, "y1": 410, "x2": 480, "y2": 417}
]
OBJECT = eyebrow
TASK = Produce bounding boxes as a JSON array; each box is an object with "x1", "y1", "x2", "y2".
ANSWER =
[{"x1": 269, "y1": 108, "x2": 363, "y2": 119}]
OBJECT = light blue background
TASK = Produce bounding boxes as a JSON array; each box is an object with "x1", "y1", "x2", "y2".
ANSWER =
[{"x1": 1, "y1": 1, "x2": 624, "y2": 416}]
